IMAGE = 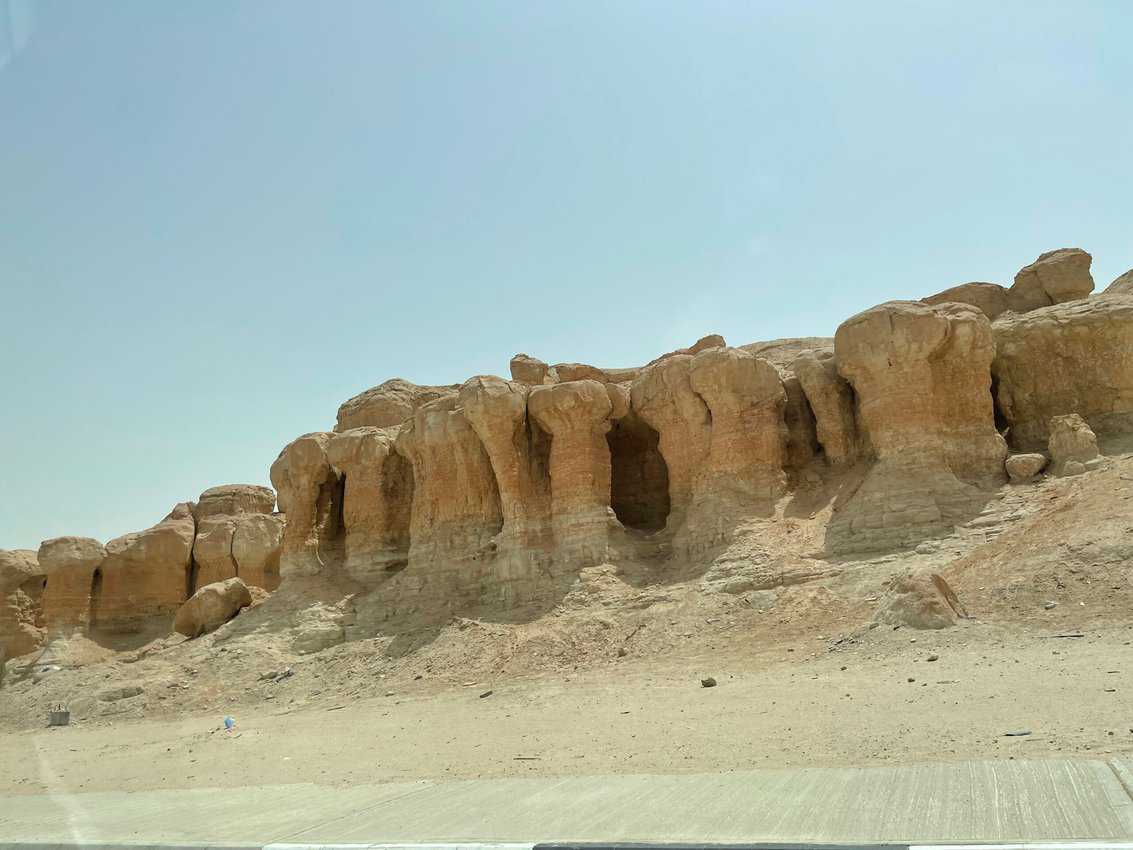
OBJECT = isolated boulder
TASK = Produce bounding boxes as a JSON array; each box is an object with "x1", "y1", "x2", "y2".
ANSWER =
[
  {"x1": 37, "y1": 536, "x2": 105, "y2": 634},
  {"x1": 1005, "y1": 453, "x2": 1047, "y2": 483},
  {"x1": 874, "y1": 573, "x2": 967, "y2": 630},
  {"x1": 97, "y1": 504, "x2": 195, "y2": 632},
  {"x1": 335, "y1": 379, "x2": 457, "y2": 432},
  {"x1": 1048, "y1": 414, "x2": 1099, "y2": 475},
  {"x1": 509, "y1": 353, "x2": 552, "y2": 385},
  {"x1": 0, "y1": 549, "x2": 45, "y2": 661},
  {"x1": 992, "y1": 295, "x2": 1133, "y2": 450},
  {"x1": 173, "y1": 577, "x2": 253, "y2": 638},
  {"x1": 1007, "y1": 248, "x2": 1094, "y2": 313},
  {"x1": 922, "y1": 282, "x2": 1009, "y2": 320}
]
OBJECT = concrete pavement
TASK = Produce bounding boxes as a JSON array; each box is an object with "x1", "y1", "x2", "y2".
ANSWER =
[{"x1": 4, "y1": 757, "x2": 1133, "y2": 847}]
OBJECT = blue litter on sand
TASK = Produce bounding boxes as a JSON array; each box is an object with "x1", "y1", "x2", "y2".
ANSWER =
[{"x1": 224, "y1": 716, "x2": 235, "y2": 731}]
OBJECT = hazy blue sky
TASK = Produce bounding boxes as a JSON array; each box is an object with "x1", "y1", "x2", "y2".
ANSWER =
[{"x1": 2, "y1": 0, "x2": 1131, "y2": 549}]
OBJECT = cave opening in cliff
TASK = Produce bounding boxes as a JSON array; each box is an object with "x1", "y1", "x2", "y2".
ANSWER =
[
  {"x1": 607, "y1": 414, "x2": 670, "y2": 532},
  {"x1": 315, "y1": 471, "x2": 347, "y2": 560},
  {"x1": 990, "y1": 375, "x2": 1009, "y2": 434},
  {"x1": 89, "y1": 567, "x2": 103, "y2": 629}
]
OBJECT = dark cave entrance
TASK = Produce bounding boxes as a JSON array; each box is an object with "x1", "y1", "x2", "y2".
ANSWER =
[
  {"x1": 607, "y1": 414, "x2": 670, "y2": 532},
  {"x1": 89, "y1": 567, "x2": 103, "y2": 629}
]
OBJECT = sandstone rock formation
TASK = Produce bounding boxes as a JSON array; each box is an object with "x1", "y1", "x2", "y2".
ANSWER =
[
  {"x1": 98, "y1": 503, "x2": 196, "y2": 632},
  {"x1": 873, "y1": 572, "x2": 967, "y2": 630},
  {"x1": 174, "y1": 577, "x2": 253, "y2": 638},
  {"x1": 37, "y1": 537, "x2": 105, "y2": 635},
  {"x1": 829, "y1": 301, "x2": 1006, "y2": 554},
  {"x1": 271, "y1": 433, "x2": 342, "y2": 578},
  {"x1": 992, "y1": 295, "x2": 1133, "y2": 450},
  {"x1": 0, "y1": 550, "x2": 44, "y2": 661},
  {"x1": 510, "y1": 354, "x2": 552, "y2": 385},
  {"x1": 791, "y1": 348, "x2": 861, "y2": 466},
  {"x1": 335, "y1": 379, "x2": 457, "y2": 431},
  {"x1": 529, "y1": 380, "x2": 613, "y2": 565},
  {"x1": 12, "y1": 244, "x2": 1130, "y2": 653},
  {"x1": 1005, "y1": 453, "x2": 1047, "y2": 484},
  {"x1": 1048, "y1": 414, "x2": 1099, "y2": 476},
  {"x1": 922, "y1": 282, "x2": 1009, "y2": 320},
  {"x1": 1006, "y1": 248, "x2": 1094, "y2": 313},
  {"x1": 194, "y1": 484, "x2": 276, "y2": 519},
  {"x1": 1106, "y1": 269, "x2": 1133, "y2": 296},
  {"x1": 190, "y1": 485, "x2": 282, "y2": 591},
  {"x1": 325, "y1": 427, "x2": 413, "y2": 585}
]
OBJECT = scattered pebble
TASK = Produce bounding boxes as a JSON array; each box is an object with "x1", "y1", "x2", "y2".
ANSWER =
[{"x1": 701, "y1": 677, "x2": 717, "y2": 688}]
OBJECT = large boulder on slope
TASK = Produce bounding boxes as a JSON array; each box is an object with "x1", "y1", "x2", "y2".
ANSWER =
[
  {"x1": 174, "y1": 577, "x2": 253, "y2": 638},
  {"x1": 1048, "y1": 414, "x2": 1099, "y2": 476},
  {"x1": 873, "y1": 572, "x2": 967, "y2": 630}
]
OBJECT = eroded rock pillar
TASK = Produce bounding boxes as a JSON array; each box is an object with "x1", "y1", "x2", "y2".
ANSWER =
[
  {"x1": 528, "y1": 380, "x2": 613, "y2": 565},
  {"x1": 326, "y1": 427, "x2": 413, "y2": 586},
  {"x1": 270, "y1": 432, "x2": 342, "y2": 578}
]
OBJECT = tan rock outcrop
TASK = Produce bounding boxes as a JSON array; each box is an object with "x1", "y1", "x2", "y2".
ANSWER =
[
  {"x1": 395, "y1": 396, "x2": 503, "y2": 568},
  {"x1": 335, "y1": 379, "x2": 458, "y2": 432},
  {"x1": 97, "y1": 503, "x2": 196, "y2": 632},
  {"x1": 830, "y1": 301, "x2": 1005, "y2": 553},
  {"x1": 0, "y1": 550, "x2": 44, "y2": 661},
  {"x1": 325, "y1": 427, "x2": 414, "y2": 585},
  {"x1": 992, "y1": 295, "x2": 1133, "y2": 450},
  {"x1": 173, "y1": 577, "x2": 253, "y2": 638},
  {"x1": 1106, "y1": 269, "x2": 1133, "y2": 296},
  {"x1": 528, "y1": 380, "x2": 613, "y2": 565},
  {"x1": 458, "y1": 377, "x2": 552, "y2": 559},
  {"x1": 38, "y1": 537, "x2": 105, "y2": 634},
  {"x1": 791, "y1": 348, "x2": 861, "y2": 467},
  {"x1": 630, "y1": 355, "x2": 710, "y2": 534},
  {"x1": 1048, "y1": 414, "x2": 1099, "y2": 476},
  {"x1": 270, "y1": 433, "x2": 343, "y2": 578},
  {"x1": 687, "y1": 346, "x2": 786, "y2": 506},
  {"x1": 873, "y1": 572, "x2": 966, "y2": 630},
  {"x1": 643, "y1": 334, "x2": 726, "y2": 368},
  {"x1": 1007, "y1": 248, "x2": 1094, "y2": 313},
  {"x1": 922, "y1": 282, "x2": 1009, "y2": 320},
  {"x1": 191, "y1": 513, "x2": 283, "y2": 592},
  {"x1": 509, "y1": 354, "x2": 552, "y2": 385},
  {"x1": 193, "y1": 484, "x2": 275, "y2": 519}
]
